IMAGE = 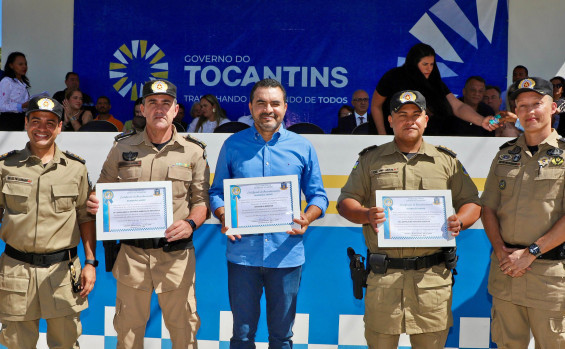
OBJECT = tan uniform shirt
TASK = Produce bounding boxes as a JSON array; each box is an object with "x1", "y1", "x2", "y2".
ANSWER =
[
  {"x1": 0, "y1": 144, "x2": 92, "y2": 320},
  {"x1": 338, "y1": 140, "x2": 480, "y2": 334},
  {"x1": 482, "y1": 130, "x2": 565, "y2": 311},
  {"x1": 98, "y1": 128, "x2": 209, "y2": 293}
]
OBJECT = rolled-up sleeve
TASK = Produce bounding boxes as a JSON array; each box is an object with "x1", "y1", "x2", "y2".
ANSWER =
[{"x1": 189, "y1": 148, "x2": 210, "y2": 211}]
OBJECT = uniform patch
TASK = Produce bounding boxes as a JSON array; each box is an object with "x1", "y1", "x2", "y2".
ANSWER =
[
  {"x1": 458, "y1": 161, "x2": 469, "y2": 176},
  {"x1": 122, "y1": 151, "x2": 138, "y2": 161},
  {"x1": 538, "y1": 157, "x2": 550, "y2": 168},
  {"x1": 547, "y1": 148, "x2": 563, "y2": 157},
  {"x1": 508, "y1": 146, "x2": 522, "y2": 154},
  {"x1": 499, "y1": 180, "x2": 506, "y2": 190},
  {"x1": 0, "y1": 150, "x2": 17, "y2": 161},
  {"x1": 118, "y1": 161, "x2": 142, "y2": 167},
  {"x1": 498, "y1": 160, "x2": 520, "y2": 167},
  {"x1": 5, "y1": 176, "x2": 32, "y2": 184},
  {"x1": 499, "y1": 154, "x2": 512, "y2": 161},
  {"x1": 64, "y1": 151, "x2": 86, "y2": 164},
  {"x1": 551, "y1": 157, "x2": 564, "y2": 166},
  {"x1": 115, "y1": 129, "x2": 137, "y2": 141},
  {"x1": 512, "y1": 154, "x2": 521, "y2": 162},
  {"x1": 371, "y1": 168, "x2": 399, "y2": 175},
  {"x1": 352, "y1": 160, "x2": 359, "y2": 170},
  {"x1": 436, "y1": 145, "x2": 457, "y2": 158},
  {"x1": 173, "y1": 162, "x2": 191, "y2": 168}
]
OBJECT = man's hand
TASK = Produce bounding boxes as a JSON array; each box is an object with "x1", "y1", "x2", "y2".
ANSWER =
[
  {"x1": 498, "y1": 110, "x2": 518, "y2": 124},
  {"x1": 219, "y1": 213, "x2": 241, "y2": 241},
  {"x1": 367, "y1": 206, "x2": 386, "y2": 232},
  {"x1": 446, "y1": 214, "x2": 463, "y2": 237},
  {"x1": 80, "y1": 264, "x2": 96, "y2": 298},
  {"x1": 482, "y1": 116, "x2": 501, "y2": 131},
  {"x1": 287, "y1": 214, "x2": 311, "y2": 235},
  {"x1": 165, "y1": 220, "x2": 194, "y2": 242},
  {"x1": 499, "y1": 246, "x2": 535, "y2": 278},
  {"x1": 86, "y1": 193, "x2": 99, "y2": 215}
]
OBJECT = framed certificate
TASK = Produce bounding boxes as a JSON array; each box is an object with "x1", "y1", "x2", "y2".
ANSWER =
[
  {"x1": 223, "y1": 175, "x2": 301, "y2": 235},
  {"x1": 376, "y1": 190, "x2": 455, "y2": 247},
  {"x1": 96, "y1": 181, "x2": 174, "y2": 240}
]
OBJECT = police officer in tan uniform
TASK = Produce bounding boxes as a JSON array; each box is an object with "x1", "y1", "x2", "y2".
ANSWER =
[
  {"x1": 337, "y1": 90, "x2": 481, "y2": 349},
  {"x1": 0, "y1": 96, "x2": 96, "y2": 348},
  {"x1": 87, "y1": 80, "x2": 209, "y2": 349},
  {"x1": 482, "y1": 77, "x2": 565, "y2": 348}
]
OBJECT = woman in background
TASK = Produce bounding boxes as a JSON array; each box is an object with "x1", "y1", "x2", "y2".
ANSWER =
[
  {"x1": 370, "y1": 43, "x2": 497, "y2": 135},
  {"x1": 0, "y1": 52, "x2": 30, "y2": 130},
  {"x1": 187, "y1": 94, "x2": 229, "y2": 133},
  {"x1": 62, "y1": 88, "x2": 93, "y2": 131}
]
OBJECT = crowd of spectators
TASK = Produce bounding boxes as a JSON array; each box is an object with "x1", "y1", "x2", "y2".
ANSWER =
[{"x1": 0, "y1": 47, "x2": 562, "y2": 136}]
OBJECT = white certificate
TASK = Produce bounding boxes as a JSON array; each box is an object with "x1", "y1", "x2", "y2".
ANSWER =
[
  {"x1": 376, "y1": 190, "x2": 455, "y2": 247},
  {"x1": 223, "y1": 175, "x2": 300, "y2": 235},
  {"x1": 96, "y1": 181, "x2": 174, "y2": 240}
]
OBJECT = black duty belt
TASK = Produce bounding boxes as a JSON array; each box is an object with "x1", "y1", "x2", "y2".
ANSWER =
[
  {"x1": 505, "y1": 243, "x2": 565, "y2": 260},
  {"x1": 122, "y1": 237, "x2": 193, "y2": 252},
  {"x1": 4, "y1": 244, "x2": 77, "y2": 268},
  {"x1": 385, "y1": 251, "x2": 446, "y2": 270}
]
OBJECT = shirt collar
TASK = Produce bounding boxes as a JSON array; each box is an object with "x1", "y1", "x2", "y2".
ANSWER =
[
  {"x1": 20, "y1": 143, "x2": 66, "y2": 165},
  {"x1": 380, "y1": 139, "x2": 438, "y2": 158},
  {"x1": 516, "y1": 129, "x2": 560, "y2": 150},
  {"x1": 354, "y1": 111, "x2": 368, "y2": 119},
  {"x1": 141, "y1": 125, "x2": 180, "y2": 148},
  {"x1": 251, "y1": 124, "x2": 285, "y2": 144}
]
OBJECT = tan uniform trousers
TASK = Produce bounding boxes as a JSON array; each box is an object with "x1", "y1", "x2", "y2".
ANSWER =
[
  {"x1": 364, "y1": 328, "x2": 449, "y2": 349},
  {"x1": 0, "y1": 313, "x2": 81, "y2": 349},
  {"x1": 113, "y1": 245, "x2": 200, "y2": 349},
  {"x1": 491, "y1": 297, "x2": 565, "y2": 349}
]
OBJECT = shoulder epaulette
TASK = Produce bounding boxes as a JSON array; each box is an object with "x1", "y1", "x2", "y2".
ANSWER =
[
  {"x1": 436, "y1": 145, "x2": 457, "y2": 158},
  {"x1": 64, "y1": 151, "x2": 86, "y2": 164},
  {"x1": 0, "y1": 150, "x2": 17, "y2": 161},
  {"x1": 499, "y1": 137, "x2": 518, "y2": 150},
  {"x1": 185, "y1": 134, "x2": 207, "y2": 149},
  {"x1": 114, "y1": 129, "x2": 137, "y2": 141},
  {"x1": 358, "y1": 145, "x2": 378, "y2": 156}
]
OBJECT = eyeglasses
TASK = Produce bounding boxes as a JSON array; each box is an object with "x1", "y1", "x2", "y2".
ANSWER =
[
  {"x1": 353, "y1": 98, "x2": 369, "y2": 102},
  {"x1": 553, "y1": 84, "x2": 563, "y2": 89}
]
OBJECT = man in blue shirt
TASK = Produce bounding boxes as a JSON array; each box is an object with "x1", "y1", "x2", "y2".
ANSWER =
[{"x1": 209, "y1": 78, "x2": 328, "y2": 349}]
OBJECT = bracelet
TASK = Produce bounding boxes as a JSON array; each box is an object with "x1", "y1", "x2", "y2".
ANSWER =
[{"x1": 459, "y1": 219, "x2": 463, "y2": 229}]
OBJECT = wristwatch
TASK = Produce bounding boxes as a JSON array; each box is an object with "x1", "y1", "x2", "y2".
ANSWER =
[
  {"x1": 528, "y1": 243, "x2": 542, "y2": 258},
  {"x1": 185, "y1": 219, "x2": 197, "y2": 231},
  {"x1": 84, "y1": 259, "x2": 99, "y2": 267}
]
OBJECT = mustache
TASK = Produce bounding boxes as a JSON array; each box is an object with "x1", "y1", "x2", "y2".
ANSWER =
[{"x1": 259, "y1": 113, "x2": 275, "y2": 118}]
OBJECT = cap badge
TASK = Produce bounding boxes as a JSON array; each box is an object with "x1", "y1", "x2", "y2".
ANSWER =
[
  {"x1": 151, "y1": 81, "x2": 168, "y2": 93},
  {"x1": 38, "y1": 98, "x2": 54, "y2": 111},
  {"x1": 518, "y1": 78, "x2": 535, "y2": 89},
  {"x1": 400, "y1": 92, "x2": 416, "y2": 103}
]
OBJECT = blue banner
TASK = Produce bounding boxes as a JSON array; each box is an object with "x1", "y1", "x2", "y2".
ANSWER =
[{"x1": 73, "y1": 0, "x2": 508, "y2": 133}]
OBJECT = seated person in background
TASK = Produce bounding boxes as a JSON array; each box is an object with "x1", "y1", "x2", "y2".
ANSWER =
[
  {"x1": 330, "y1": 105, "x2": 354, "y2": 134},
  {"x1": 94, "y1": 96, "x2": 123, "y2": 131},
  {"x1": 62, "y1": 88, "x2": 93, "y2": 131},
  {"x1": 174, "y1": 103, "x2": 188, "y2": 130},
  {"x1": 187, "y1": 94, "x2": 229, "y2": 133},
  {"x1": 123, "y1": 98, "x2": 145, "y2": 132},
  {"x1": 485, "y1": 85, "x2": 521, "y2": 138},
  {"x1": 505, "y1": 65, "x2": 529, "y2": 111},
  {"x1": 453, "y1": 76, "x2": 495, "y2": 136},
  {"x1": 333, "y1": 90, "x2": 370, "y2": 134},
  {"x1": 190, "y1": 101, "x2": 202, "y2": 120},
  {"x1": 53, "y1": 72, "x2": 93, "y2": 109},
  {"x1": 551, "y1": 76, "x2": 565, "y2": 135}
]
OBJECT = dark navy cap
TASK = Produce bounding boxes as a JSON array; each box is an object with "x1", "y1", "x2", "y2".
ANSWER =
[
  {"x1": 26, "y1": 96, "x2": 63, "y2": 120},
  {"x1": 390, "y1": 90, "x2": 426, "y2": 114},
  {"x1": 142, "y1": 80, "x2": 177, "y2": 99},
  {"x1": 510, "y1": 77, "x2": 553, "y2": 100}
]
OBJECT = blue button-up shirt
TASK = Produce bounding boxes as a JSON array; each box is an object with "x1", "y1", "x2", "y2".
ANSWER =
[{"x1": 209, "y1": 125, "x2": 328, "y2": 268}]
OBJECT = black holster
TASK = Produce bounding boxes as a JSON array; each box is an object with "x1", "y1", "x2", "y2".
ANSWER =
[
  {"x1": 347, "y1": 247, "x2": 368, "y2": 299},
  {"x1": 443, "y1": 247, "x2": 458, "y2": 270},
  {"x1": 103, "y1": 240, "x2": 121, "y2": 272}
]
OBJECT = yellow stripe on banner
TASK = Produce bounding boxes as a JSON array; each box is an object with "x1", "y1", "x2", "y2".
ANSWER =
[
  {"x1": 302, "y1": 200, "x2": 339, "y2": 214},
  {"x1": 140, "y1": 40, "x2": 148, "y2": 58},
  {"x1": 472, "y1": 178, "x2": 486, "y2": 191},
  {"x1": 322, "y1": 175, "x2": 348, "y2": 188},
  {"x1": 119, "y1": 44, "x2": 133, "y2": 60},
  {"x1": 150, "y1": 50, "x2": 165, "y2": 64},
  {"x1": 109, "y1": 62, "x2": 126, "y2": 70},
  {"x1": 151, "y1": 71, "x2": 169, "y2": 79},
  {"x1": 113, "y1": 77, "x2": 128, "y2": 92}
]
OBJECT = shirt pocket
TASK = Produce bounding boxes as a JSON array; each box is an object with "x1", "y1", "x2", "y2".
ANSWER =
[
  {"x1": 370, "y1": 172, "x2": 401, "y2": 190},
  {"x1": 0, "y1": 274, "x2": 29, "y2": 315},
  {"x1": 117, "y1": 163, "x2": 142, "y2": 182},
  {"x1": 534, "y1": 168, "x2": 564, "y2": 199},
  {"x1": 421, "y1": 177, "x2": 447, "y2": 190},
  {"x1": 494, "y1": 165, "x2": 520, "y2": 197},
  {"x1": 52, "y1": 184, "x2": 78, "y2": 213},
  {"x1": 167, "y1": 166, "x2": 192, "y2": 199},
  {"x1": 1, "y1": 182, "x2": 32, "y2": 214}
]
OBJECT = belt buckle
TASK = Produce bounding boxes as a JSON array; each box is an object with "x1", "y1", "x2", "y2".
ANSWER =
[
  {"x1": 403, "y1": 257, "x2": 418, "y2": 270},
  {"x1": 32, "y1": 254, "x2": 49, "y2": 268}
]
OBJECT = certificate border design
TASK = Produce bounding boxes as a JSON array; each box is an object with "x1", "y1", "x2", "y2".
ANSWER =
[
  {"x1": 382, "y1": 195, "x2": 447, "y2": 240},
  {"x1": 223, "y1": 175, "x2": 301, "y2": 235},
  {"x1": 96, "y1": 181, "x2": 174, "y2": 240},
  {"x1": 376, "y1": 190, "x2": 455, "y2": 248}
]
